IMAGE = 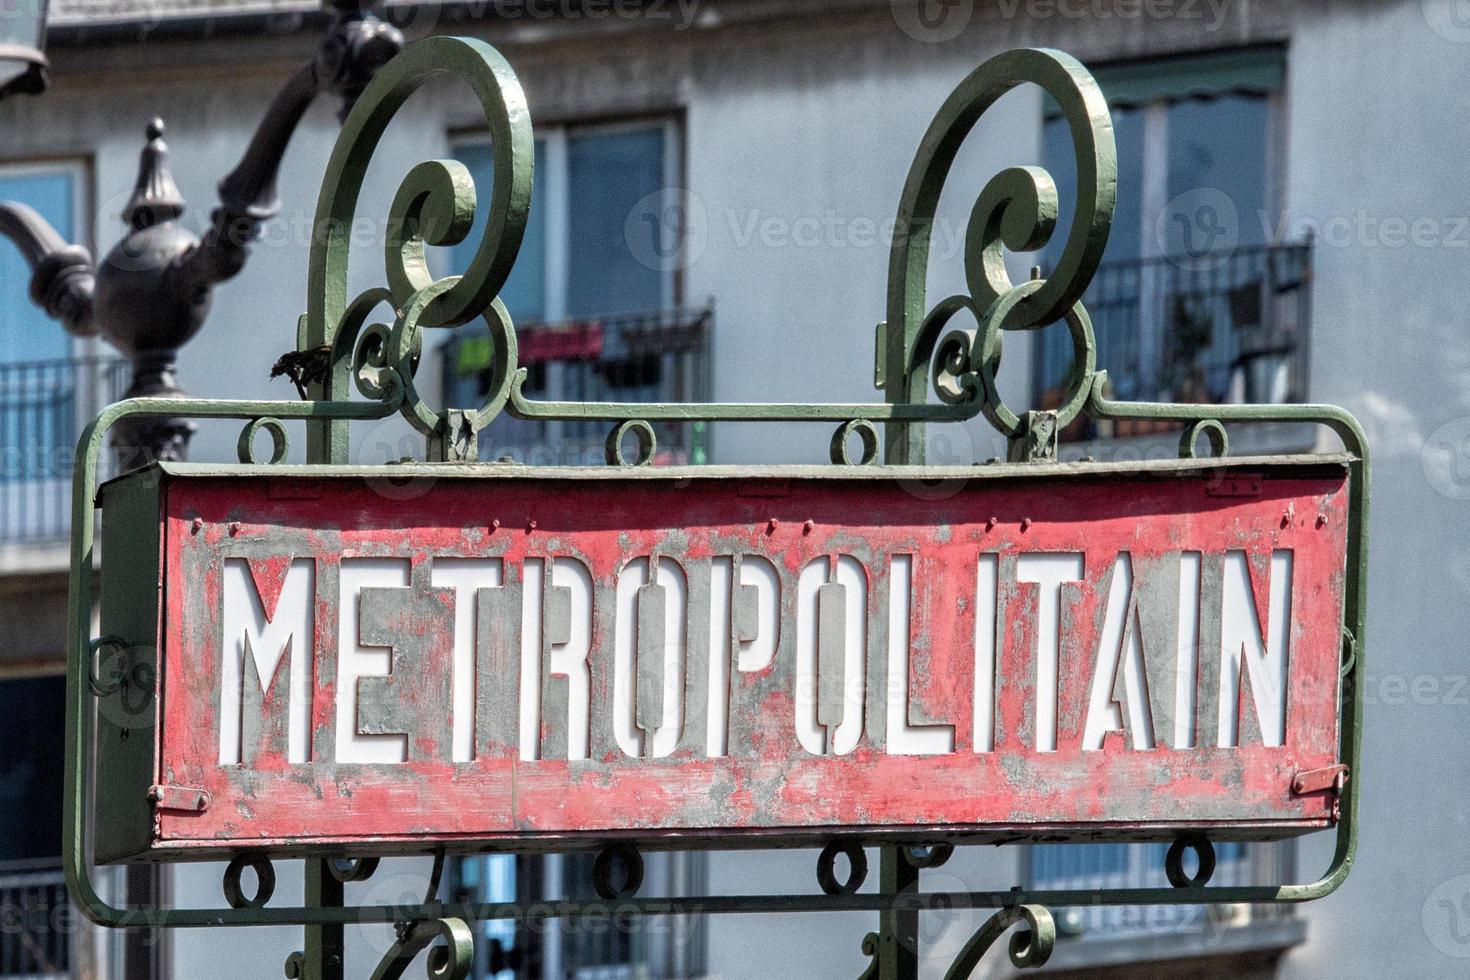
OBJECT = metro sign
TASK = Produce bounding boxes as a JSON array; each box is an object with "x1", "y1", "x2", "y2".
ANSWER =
[{"x1": 94, "y1": 457, "x2": 1351, "y2": 863}]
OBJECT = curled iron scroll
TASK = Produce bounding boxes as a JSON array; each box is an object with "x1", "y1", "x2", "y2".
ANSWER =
[
  {"x1": 887, "y1": 47, "x2": 1115, "y2": 449},
  {"x1": 370, "y1": 918, "x2": 475, "y2": 980},
  {"x1": 942, "y1": 905, "x2": 1055, "y2": 978},
  {"x1": 303, "y1": 35, "x2": 533, "y2": 440}
]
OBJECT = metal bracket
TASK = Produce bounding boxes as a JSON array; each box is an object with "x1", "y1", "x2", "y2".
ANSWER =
[
  {"x1": 1292, "y1": 765, "x2": 1349, "y2": 797},
  {"x1": 149, "y1": 784, "x2": 211, "y2": 813},
  {"x1": 1007, "y1": 410, "x2": 1059, "y2": 463}
]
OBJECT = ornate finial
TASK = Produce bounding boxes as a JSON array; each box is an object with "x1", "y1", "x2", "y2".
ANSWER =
[{"x1": 122, "y1": 118, "x2": 186, "y2": 230}]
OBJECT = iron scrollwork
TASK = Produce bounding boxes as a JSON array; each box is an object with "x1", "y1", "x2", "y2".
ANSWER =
[
  {"x1": 370, "y1": 918, "x2": 476, "y2": 980},
  {"x1": 941, "y1": 905, "x2": 1057, "y2": 978},
  {"x1": 292, "y1": 39, "x2": 1119, "y2": 469}
]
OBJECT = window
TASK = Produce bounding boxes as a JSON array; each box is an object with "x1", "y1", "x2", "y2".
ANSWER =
[
  {"x1": 451, "y1": 852, "x2": 707, "y2": 980},
  {"x1": 444, "y1": 120, "x2": 710, "y2": 465},
  {"x1": 1034, "y1": 48, "x2": 1309, "y2": 435},
  {"x1": 0, "y1": 675, "x2": 70, "y2": 977},
  {"x1": 0, "y1": 161, "x2": 120, "y2": 542},
  {"x1": 1029, "y1": 840, "x2": 1301, "y2": 960},
  {"x1": 452, "y1": 120, "x2": 677, "y2": 324},
  {"x1": 0, "y1": 165, "x2": 78, "y2": 368}
]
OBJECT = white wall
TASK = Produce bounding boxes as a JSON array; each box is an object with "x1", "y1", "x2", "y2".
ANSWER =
[
  {"x1": 682, "y1": 23, "x2": 1036, "y2": 466},
  {"x1": 1279, "y1": 2, "x2": 1470, "y2": 977}
]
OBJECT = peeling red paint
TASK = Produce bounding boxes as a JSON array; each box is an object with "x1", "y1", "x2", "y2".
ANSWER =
[{"x1": 116, "y1": 464, "x2": 1353, "y2": 861}]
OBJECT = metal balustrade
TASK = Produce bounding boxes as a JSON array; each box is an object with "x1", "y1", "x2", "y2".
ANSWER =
[
  {"x1": 442, "y1": 308, "x2": 713, "y2": 466},
  {"x1": 0, "y1": 357, "x2": 128, "y2": 543},
  {"x1": 1036, "y1": 243, "x2": 1313, "y2": 442},
  {"x1": 1031, "y1": 841, "x2": 1296, "y2": 942},
  {"x1": 0, "y1": 859, "x2": 69, "y2": 978}
]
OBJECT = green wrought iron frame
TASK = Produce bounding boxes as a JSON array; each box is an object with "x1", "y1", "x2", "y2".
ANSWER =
[{"x1": 63, "y1": 36, "x2": 1369, "y2": 979}]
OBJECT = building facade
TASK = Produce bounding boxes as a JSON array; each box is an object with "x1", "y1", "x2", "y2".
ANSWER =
[{"x1": 0, "y1": 0, "x2": 1466, "y2": 977}]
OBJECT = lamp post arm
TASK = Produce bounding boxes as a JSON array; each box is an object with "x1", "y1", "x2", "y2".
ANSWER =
[
  {"x1": 0, "y1": 200, "x2": 96, "y2": 336},
  {"x1": 182, "y1": 61, "x2": 322, "y2": 287},
  {"x1": 180, "y1": 3, "x2": 403, "y2": 291}
]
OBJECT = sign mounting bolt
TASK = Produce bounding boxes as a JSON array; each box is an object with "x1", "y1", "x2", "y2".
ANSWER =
[
  {"x1": 1021, "y1": 517, "x2": 1033, "y2": 531},
  {"x1": 228, "y1": 521, "x2": 241, "y2": 536},
  {"x1": 986, "y1": 516, "x2": 997, "y2": 530},
  {"x1": 190, "y1": 517, "x2": 203, "y2": 534},
  {"x1": 803, "y1": 519, "x2": 814, "y2": 535},
  {"x1": 491, "y1": 519, "x2": 501, "y2": 531},
  {"x1": 767, "y1": 518, "x2": 779, "y2": 533},
  {"x1": 527, "y1": 519, "x2": 537, "y2": 532}
]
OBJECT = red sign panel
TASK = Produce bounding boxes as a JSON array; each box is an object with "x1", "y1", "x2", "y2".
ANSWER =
[{"x1": 97, "y1": 459, "x2": 1351, "y2": 861}]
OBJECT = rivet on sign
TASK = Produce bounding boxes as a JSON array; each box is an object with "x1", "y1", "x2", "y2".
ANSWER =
[
  {"x1": 191, "y1": 517, "x2": 203, "y2": 534},
  {"x1": 803, "y1": 520, "x2": 815, "y2": 535},
  {"x1": 767, "y1": 518, "x2": 779, "y2": 533},
  {"x1": 527, "y1": 519, "x2": 538, "y2": 532},
  {"x1": 491, "y1": 519, "x2": 501, "y2": 531},
  {"x1": 986, "y1": 516, "x2": 998, "y2": 530},
  {"x1": 1021, "y1": 517, "x2": 1033, "y2": 531},
  {"x1": 228, "y1": 522, "x2": 241, "y2": 536},
  {"x1": 1316, "y1": 514, "x2": 1327, "y2": 528}
]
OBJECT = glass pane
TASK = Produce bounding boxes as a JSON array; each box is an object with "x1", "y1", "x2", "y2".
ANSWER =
[
  {"x1": 0, "y1": 676, "x2": 65, "y2": 861},
  {"x1": 567, "y1": 126, "x2": 666, "y2": 318},
  {"x1": 1037, "y1": 107, "x2": 1143, "y2": 400},
  {"x1": 459, "y1": 854, "x2": 517, "y2": 979},
  {"x1": 0, "y1": 169, "x2": 73, "y2": 364},
  {"x1": 1162, "y1": 93, "x2": 1269, "y2": 255},
  {"x1": 1160, "y1": 94, "x2": 1270, "y2": 403},
  {"x1": 451, "y1": 139, "x2": 547, "y2": 323}
]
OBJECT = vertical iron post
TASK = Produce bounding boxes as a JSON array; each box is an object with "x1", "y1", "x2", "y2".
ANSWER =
[
  {"x1": 877, "y1": 847, "x2": 920, "y2": 980},
  {"x1": 301, "y1": 860, "x2": 346, "y2": 980}
]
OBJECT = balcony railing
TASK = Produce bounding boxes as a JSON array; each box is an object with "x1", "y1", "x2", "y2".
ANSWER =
[
  {"x1": 442, "y1": 307, "x2": 713, "y2": 466},
  {"x1": 1030, "y1": 841, "x2": 1296, "y2": 944},
  {"x1": 0, "y1": 357, "x2": 130, "y2": 544},
  {"x1": 1034, "y1": 242, "x2": 1312, "y2": 441},
  {"x1": 0, "y1": 858, "x2": 69, "y2": 978}
]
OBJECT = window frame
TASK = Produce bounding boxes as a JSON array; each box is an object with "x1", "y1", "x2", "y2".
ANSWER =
[
  {"x1": 0, "y1": 155, "x2": 95, "y2": 365},
  {"x1": 447, "y1": 113, "x2": 687, "y2": 322},
  {"x1": 443, "y1": 115, "x2": 704, "y2": 466},
  {"x1": 1031, "y1": 47, "x2": 1312, "y2": 454}
]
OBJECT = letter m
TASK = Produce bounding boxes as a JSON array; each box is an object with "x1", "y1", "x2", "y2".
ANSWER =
[{"x1": 219, "y1": 558, "x2": 314, "y2": 766}]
